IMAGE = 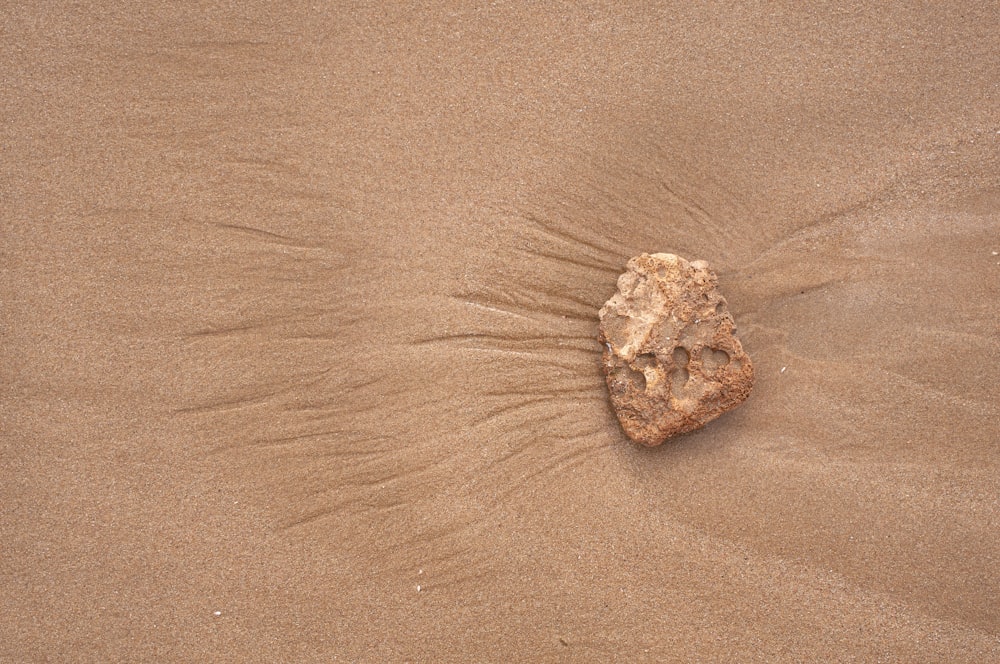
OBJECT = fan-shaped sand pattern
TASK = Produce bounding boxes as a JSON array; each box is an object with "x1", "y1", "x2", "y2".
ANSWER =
[{"x1": 3, "y1": 3, "x2": 999, "y2": 661}]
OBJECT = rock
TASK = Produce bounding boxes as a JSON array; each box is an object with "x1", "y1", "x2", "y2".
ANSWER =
[{"x1": 598, "y1": 253, "x2": 754, "y2": 446}]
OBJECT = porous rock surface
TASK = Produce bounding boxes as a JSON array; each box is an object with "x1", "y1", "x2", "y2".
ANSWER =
[{"x1": 598, "y1": 253, "x2": 754, "y2": 446}]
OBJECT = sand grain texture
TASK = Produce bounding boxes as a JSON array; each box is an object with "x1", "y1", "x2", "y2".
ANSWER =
[{"x1": 2, "y1": 2, "x2": 999, "y2": 662}]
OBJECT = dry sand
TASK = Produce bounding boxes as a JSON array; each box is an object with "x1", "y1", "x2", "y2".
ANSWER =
[{"x1": 3, "y1": 2, "x2": 999, "y2": 661}]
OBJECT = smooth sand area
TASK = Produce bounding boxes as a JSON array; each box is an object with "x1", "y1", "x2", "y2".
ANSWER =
[{"x1": 3, "y1": 3, "x2": 998, "y2": 661}]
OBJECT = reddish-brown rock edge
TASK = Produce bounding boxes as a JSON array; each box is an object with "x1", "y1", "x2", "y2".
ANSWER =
[{"x1": 599, "y1": 253, "x2": 754, "y2": 446}]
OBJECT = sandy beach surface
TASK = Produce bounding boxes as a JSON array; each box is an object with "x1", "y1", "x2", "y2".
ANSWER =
[{"x1": 3, "y1": 3, "x2": 999, "y2": 661}]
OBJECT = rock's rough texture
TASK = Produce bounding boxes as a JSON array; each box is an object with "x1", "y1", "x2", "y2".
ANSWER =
[{"x1": 598, "y1": 253, "x2": 754, "y2": 446}]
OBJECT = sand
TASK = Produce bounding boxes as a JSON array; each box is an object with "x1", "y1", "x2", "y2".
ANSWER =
[{"x1": 2, "y1": 2, "x2": 998, "y2": 661}]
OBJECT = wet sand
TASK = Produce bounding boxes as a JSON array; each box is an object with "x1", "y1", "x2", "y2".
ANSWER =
[{"x1": 3, "y1": 3, "x2": 999, "y2": 661}]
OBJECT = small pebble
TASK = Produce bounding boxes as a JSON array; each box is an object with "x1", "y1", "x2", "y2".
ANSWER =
[{"x1": 598, "y1": 253, "x2": 754, "y2": 446}]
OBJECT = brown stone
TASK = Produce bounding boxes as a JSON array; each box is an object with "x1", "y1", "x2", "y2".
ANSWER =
[{"x1": 598, "y1": 253, "x2": 754, "y2": 446}]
